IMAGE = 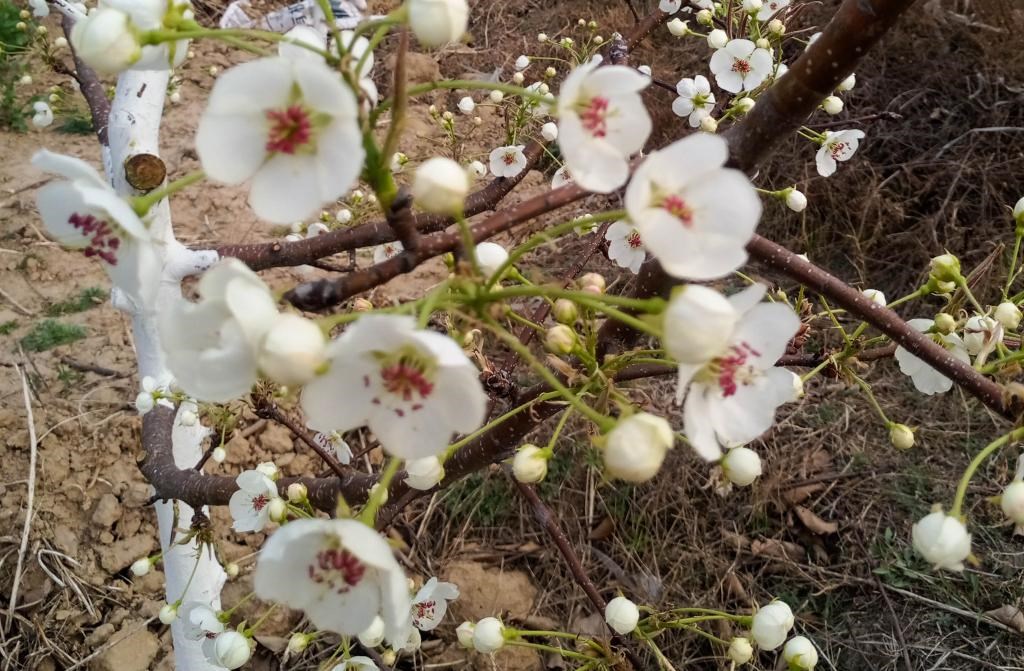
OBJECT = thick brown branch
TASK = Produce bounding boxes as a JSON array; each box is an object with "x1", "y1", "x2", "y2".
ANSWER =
[{"x1": 62, "y1": 14, "x2": 110, "y2": 146}]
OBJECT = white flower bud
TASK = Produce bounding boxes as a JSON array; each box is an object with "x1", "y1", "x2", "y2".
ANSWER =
[
  {"x1": 538, "y1": 82, "x2": 550, "y2": 94},
  {"x1": 544, "y1": 66, "x2": 556, "y2": 78},
  {"x1": 405, "y1": 456, "x2": 445, "y2": 490},
  {"x1": 130, "y1": 558, "x2": 151, "y2": 577},
  {"x1": 442, "y1": 110, "x2": 454, "y2": 121},
  {"x1": 755, "y1": 37, "x2": 770, "y2": 49},
  {"x1": 861, "y1": 288, "x2": 886, "y2": 306},
  {"x1": 700, "y1": 115, "x2": 718, "y2": 133},
  {"x1": 70, "y1": 7, "x2": 140, "y2": 74},
  {"x1": 515, "y1": 54, "x2": 530, "y2": 70},
  {"x1": 489, "y1": 89, "x2": 504, "y2": 103},
  {"x1": 210, "y1": 631, "x2": 252, "y2": 669},
  {"x1": 553, "y1": 299, "x2": 578, "y2": 324},
  {"x1": 1000, "y1": 480, "x2": 1024, "y2": 525},
  {"x1": 707, "y1": 28, "x2": 728, "y2": 49},
  {"x1": 822, "y1": 95, "x2": 843, "y2": 115},
  {"x1": 929, "y1": 253, "x2": 961, "y2": 283},
  {"x1": 767, "y1": 18, "x2": 785, "y2": 34},
  {"x1": 286, "y1": 482, "x2": 307, "y2": 503},
  {"x1": 836, "y1": 73, "x2": 856, "y2": 91},
  {"x1": 603, "y1": 413, "x2": 674, "y2": 482},
  {"x1": 212, "y1": 447, "x2": 227, "y2": 463},
  {"x1": 169, "y1": 90, "x2": 182, "y2": 104},
  {"x1": 268, "y1": 497, "x2": 288, "y2": 523},
  {"x1": 783, "y1": 636, "x2": 819, "y2": 670},
  {"x1": 604, "y1": 596, "x2": 640, "y2": 634},
  {"x1": 512, "y1": 445, "x2": 549, "y2": 483},
  {"x1": 159, "y1": 602, "x2": 178, "y2": 624},
  {"x1": 472, "y1": 617, "x2": 505, "y2": 653},
  {"x1": 512, "y1": 71, "x2": 525, "y2": 84},
  {"x1": 18, "y1": 74, "x2": 32, "y2": 85},
  {"x1": 735, "y1": 96, "x2": 756, "y2": 113},
  {"x1": 54, "y1": 36, "x2": 68, "y2": 48},
  {"x1": 225, "y1": 562, "x2": 239, "y2": 578},
  {"x1": 408, "y1": 0, "x2": 469, "y2": 47},
  {"x1": 473, "y1": 116, "x2": 482, "y2": 125},
  {"x1": 933, "y1": 312, "x2": 956, "y2": 334},
  {"x1": 209, "y1": 66, "x2": 219, "y2": 76},
  {"x1": 541, "y1": 122, "x2": 558, "y2": 141},
  {"x1": 721, "y1": 447, "x2": 762, "y2": 486},
  {"x1": 889, "y1": 423, "x2": 914, "y2": 450},
  {"x1": 474, "y1": 241, "x2": 510, "y2": 277},
  {"x1": 742, "y1": 0, "x2": 762, "y2": 11},
  {"x1": 457, "y1": 96, "x2": 475, "y2": 115},
  {"x1": 389, "y1": 153, "x2": 408, "y2": 174},
  {"x1": 468, "y1": 160, "x2": 487, "y2": 179},
  {"x1": 785, "y1": 188, "x2": 807, "y2": 212},
  {"x1": 456, "y1": 621, "x2": 475, "y2": 648},
  {"x1": 369, "y1": 482, "x2": 388, "y2": 504},
  {"x1": 381, "y1": 650, "x2": 396, "y2": 665},
  {"x1": 727, "y1": 637, "x2": 753, "y2": 665},
  {"x1": 258, "y1": 314, "x2": 327, "y2": 387},
  {"x1": 545, "y1": 324, "x2": 577, "y2": 355},
  {"x1": 696, "y1": 9, "x2": 713, "y2": 24},
  {"x1": 179, "y1": 409, "x2": 197, "y2": 426},
  {"x1": 912, "y1": 508, "x2": 971, "y2": 571},
  {"x1": 412, "y1": 157, "x2": 470, "y2": 214},
  {"x1": 750, "y1": 601, "x2": 794, "y2": 650},
  {"x1": 667, "y1": 18, "x2": 688, "y2": 36},
  {"x1": 579, "y1": 272, "x2": 605, "y2": 293},
  {"x1": 537, "y1": 32, "x2": 548, "y2": 42},
  {"x1": 135, "y1": 392, "x2": 155, "y2": 415},
  {"x1": 994, "y1": 302, "x2": 1022, "y2": 331},
  {"x1": 287, "y1": 633, "x2": 310, "y2": 654},
  {"x1": 593, "y1": 35, "x2": 604, "y2": 44},
  {"x1": 357, "y1": 615, "x2": 386, "y2": 648}
]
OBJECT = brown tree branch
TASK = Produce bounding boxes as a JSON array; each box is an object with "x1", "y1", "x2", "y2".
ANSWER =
[{"x1": 61, "y1": 14, "x2": 110, "y2": 146}]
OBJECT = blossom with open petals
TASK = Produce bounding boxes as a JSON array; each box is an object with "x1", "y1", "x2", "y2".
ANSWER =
[
  {"x1": 672, "y1": 75, "x2": 715, "y2": 128},
  {"x1": 254, "y1": 518, "x2": 411, "y2": 641},
  {"x1": 756, "y1": 0, "x2": 789, "y2": 20},
  {"x1": 709, "y1": 39, "x2": 772, "y2": 93},
  {"x1": 894, "y1": 318, "x2": 969, "y2": 395},
  {"x1": 159, "y1": 259, "x2": 279, "y2": 402},
  {"x1": 815, "y1": 129, "x2": 864, "y2": 177},
  {"x1": 412, "y1": 577, "x2": 459, "y2": 631},
  {"x1": 625, "y1": 134, "x2": 761, "y2": 280},
  {"x1": 489, "y1": 145, "x2": 527, "y2": 178},
  {"x1": 605, "y1": 220, "x2": 645, "y2": 274},
  {"x1": 228, "y1": 469, "x2": 280, "y2": 532},
  {"x1": 301, "y1": 315, "x2": 487, "y2": 459},
  {"x1": 331, "y1": 656, "x2": 379, "y2": 671},
  {"x1": 556, "y1": 57, "x2": 651, "y2": 193},
  {"x1": 33, "y1": 150, "x2": 159, "y2": 309},
  {"x1": 671, "y1": 284, "x2": 801, "y2": 461},
  {"x1": 196, "y1": 56, "x2": 364, "y2": 224}
]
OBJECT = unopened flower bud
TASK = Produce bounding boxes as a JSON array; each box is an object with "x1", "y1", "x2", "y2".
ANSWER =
[
  {"x1": 472, "y1": 617, "x2": 505, "y2": 653},
  {"x1": 889, "y1": 423, "x2": 915, "y2": 450},
  {"x1": 353, "y1": 297, "x2": 374, "y2": 312},
  {"x1": 358, "y1": 615, "x2": 386, "y2": 648},
  {"x1": 515, "y1": 54, "x2": 530, "y2": 70},
  {"x1": 370, "y1": 482, "x2": 388, "y2": 504},
  {"x1": 468, "y1": 160, "x2": 487, "y2": 179},
  {"x1": 412, "y1": 157, "x2": 469, "y2": 214},
  {"x1": 579, "y1": 272, "x2": 605, "y2": 293},
  {"x1": 16, "y1": 20, "x2": 26, "y2": 30},
  {"x1": 544, "y1": 66, "x2": 556, "y2": 78},
  {"x1": 456, "y1": 621, "x2": 475, "y2": 648},
  {"x1": 209, "y1": 630, "x2": 252, "y2": 669},
  {"x1": 287, "y1": 632, "x2": 310, "y2": 653},
  {"x1": 404, "y1": 456, "x2": 445, "y2": 490},
  {"x1": 932, "y1": 279, "x2": 956, "y2": 295},
  {"x1": 179, "y1": 409, "x2": 197, "y2": 426},
  {"x1": 54, "y1": 36, "x2": 68, "y2": 48},
  {"x1": 545, "y1": 324, "x2": 577, "y2": 355},
  {"x1": 537, "y1": 32, "x2": 548, "y2": 42},
  {"x1": 707, "y1": 28, "x2": 728, "y2": 49},
  {"x1": 836, "y1": 73, "x2": 856, "y2": 91},
  {"x1": 512, "y1": 71, "x2": 524, "y2": 84},
  {"x1": 933, "y1": 312, "x2": 956, "y2": 334},
  {"x1": 755, "y1": 37, "x2": 770, "y2": 49},
  {"x1": 225, "y1": 562, "x2": 239, "y2": 578},
  {"x1": 862, "y1": 288, "x2": 886, "y2": 306},
  {"x1": 553, "y1": 298, "x2": 578, "y2": 324},
  {"x1": 212, "y1": 446, "x2": 227, "y2": 463},
  {"x1": 131, "y1": 558, "x2": 152, "y2": 576},
  {"x1": 721, "y1": 447, "x2": 762, "y2": 486},
  {"x1": 994, "y1": 302, "x2": 1022, "y2": 331},
  {"x1": 541, "y1": 122, "x2": 558, "y2": 141},
  {"x1": 286, "y1": 482, "x2": 308, "y2": 503},
  {"x1": 512, "y1": 444, "x2": 549, "y2": 483},
  {"x1": 929, "y1": 253, "x2": 961, "y2": 282},
  {"x1": 700, "y1": 115, "x2": 718, "y2": 133},
  {"x1": 696, "y1": 8, "x2": 713, "y2": 24},
  {"x1": 767, "y1": 18, "x2": 785, "y2": 34},
  {"x1": 667, "y1": 18, "x2": 688, "y2": 36},
  {"x1": 457, "y1": 95, "x2": 475, "y2": 115},
  {"x1": 135, "y1": 392, "x2": 155, "y2": 415},
  {"x1": 442, "y1": 110, "x2": 454, "y2": 121},
  {"x1": 785, "y1": 188, "x2": 807, "y2": 212},
  {"x1": 18, "y1": 74, "x2": 32, "y2": 85},
  {"x1": 742, "y1": 0, "x2": 762, "y2": 11},
  {"x1": 268, "y1": 497, "x2": 288, "y2": 523},
  {"x1": 1000, "y1": 480, "x2": 1024, "y2": 525},
  {"x1": 381, "y1": 650, "x2": 397, "y2": 665},
  {"x1": 822, "y1": 95, "x2": 843, "y2": 115},
  {"x1": 408, "y1": 0, "x2": 469, "y2": 47},
  {"x1": 735, "y1": 96, "x2": 755, "y2": 113},
  {"x1": 489, "y1": 89, "x2": 504, "y2": 103},
  {"x1": 604, "y1": 596, "x2": 640, "y2": 634},
  {"x1": 783, "y1": 635, "x2": 819, "y2": 670},
  {"x1": 159, "y1": 602, "x2": 179, "y2": 624},
  {"x1": 728, "y1": 637, "x2": 754, "y2": 665},
  {"x1": 603, "y1": 413, "x2": 673, "y2": 482},
  {"x1": 912, "y1": 507, "x2": 971, "y2": 571}
]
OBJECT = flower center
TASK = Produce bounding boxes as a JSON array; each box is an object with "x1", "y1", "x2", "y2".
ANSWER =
[
  {"x1": 265, "y1": 104, "x2": 313, "y2": 154},
  {"x1": 713, "y1": 342, "x2": 762, "y2": 397},
  {"x1": 308, "y1": 546, "x2": 366, "y2": 594},
  {"x1": 731, "y1": 58, "x2": 752, "y2": 75},
  {"x1": 250, "y1": 493, "x2": 269, "y2": 512},
  {"x1": 828, "y1": 141, "x2": 848, "y2": 159},
  {"x1": 626, "y1": 230, "x2": 643, "y2": 248},
  {"x1": 413, "y1": 599, "x2": 437, "y2": 626},
  {"x1": 69, "y1": 212, "x2": 121, "y2": 266},
  {"x1": 579, "y1": 96, "x2": 610, "y2": 138},
  {"x1": 661, "y1": 195, "x2": 694, "y2": 226},
  {"x1": 502, "y1": 151, "x2": 518, "y2": 166}
]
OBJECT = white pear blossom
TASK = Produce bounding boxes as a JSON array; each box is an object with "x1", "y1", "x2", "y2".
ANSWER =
[
  {"x1": 258, "y1": 313, "x2": 327, "y2": 387},
  {"x1": 672, "y1": 284, "x2": 801, "y2": 461},
  {"x1": 489, "y1": 145, "x2": 528, "y2": 178},
  {"x1": 1000, "y1": 481, "x2": 1024, "y2": 532},
  {"x1": 31, "y1": 101, "x2": 53, "y2": 128},
  {"x1": 474, "y1": 241, "x2": 510, "y2": 276},
  {"x1": 721, "y1": 446, "x2": 762, "y2": 486},
  {"x1": 179, "y1": 601, "x2": 228, "y2": 662},
  {"x1": 472, "y1": 617, "x2": 505, "y2": 653},
  {"x1": 963, "y1": 314, "x2": 1001, "y2": 356},
  {"x1": 821, "y1": 95, "x2": 843, "y2": 115},
  {"x1": 412, "y1": 577, "x2": 459, "y2": 631},
  {"x1": 278, "y1": 25, "x2": 327, "y2": 61},
  {"x1": 390, "y1": 152, "x2": 408, "y2": 173},
  {"x1": 672, "y1": 75, "x2": 716, "y2": 128},
  {"x1": 33, "y1": 151, "x2": 159, "y2": 309},
  {"x1": 207, "y1": 631, "x2": 252, "y2": 669},
  {"x1": 709, "y1": 39, "x2": 772, "y2": 93},
  {"x1": 72, "y1": 0, "x2": 190, "y2": 74},
  {"x1": 405, "y1": 456, "x2": 445, "y2": 490},
  {"x1": 541, "y1": 122, "x2": 559, "y2": 141},
  {"x1": 604, "y1": 596, "x2": 640, "y2": 634},
  {"x1": 663, "y1": 285, "x2": 742, "y2": 365},
  {"x1": 728, "y1": 637, "x2": 754, "y2": 664},
  {"x1": 815, "y1": 129, "x2": 865, "y2": 177},
  {"x1": 757, "y1": 0, "x2": 790, "y2": 19},
  {"x1": 862, "y1": 288, "x2": 886, "y2": 306},
  {"x1": 196, "y1": 56, "x2": 364, "y2": 224},
  {"x1": 625, "y1": 134, "x2": 761, "y2": 279},
  {"x1": 159, "y1": 259, "x2": 279, "y2": 402},
  {"x1": 302, "y1": 315, "x2": 487, "y2": 459},
  {"x1": 314, "y1": 430, "x2": 354, "y2": 464},
  {"x1": 894, "y1": 319, "x2": 970, "y2": 395},
  {"x1": 667, "y1": 18, "x2": 688, "y2": 36},
  {"x1": 551, "y1": 165, "x2": 573, "y2": 189},
  {"x1": 783, "y1": 636, "x2": 819, "y2": 670},
  {"x1": 228, "y1": 469, "x2": 280, "y2": 532},
  {"x1": 750, "y1": 600, "x2": 794, "y2": 650},
  {"x1": 358, "y1": 616, "x2": 386, "y2": 648},
  {"x1": 912, "y1": 509, "x2": 971, "y2": 571},
  {"x1": 254, "y1": 518, "x2": 411, "y2": 640},
  {"x1": 512, "y1": 445, "x2": 549, "y2": 483},
  {"x1": 407, "y1": 0, "x2": 469, "y2": 47},
  {"x1": 413, "y1": 156, "x2": 469, "y2": 214},
  {"x1": 331, "y1": 656, "x2": 378, "y2": 671},
  {"x1": 29, "y1": 0, "x2": 49, "y2": 17},
  {"x1": 994, "y1": 302, "x2": 1022, "y2": 331},
  {"x1": 603, "y1": 413, "x2": 674, "y2": 482},
  {"x1": 256, "y1": 461, "x2": 279, "y2": 480},
  {"x1": 785, "y1": 188, "x2": 807, "y2": 212},
  {"x1": 604, "y1": 220, "x2": 646, "y2": 274},
  {"x1": 373, "y1": 241, "x2": 404, "y2": 264},
  {"x1": 556, "y1": 57, "x2": 651, "y2": 193}
]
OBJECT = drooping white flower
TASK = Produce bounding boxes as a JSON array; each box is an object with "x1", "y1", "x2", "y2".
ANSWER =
[
  {"x1": 196, "y1": 56, "x2": 364, "y2": 224},
  {"x1": 604, "y1": 220, "x2": 646, "y2": 274},
  {"x1": 604, "y1": 596, "x2": 640, "y2": 634},
  {"x1": 512, "y1": 444, "x2": 549, "y2": 483},
  {"x1": 474, "y1": 241, "x2": 510, "y2": 277},
  {"x1": 207, "y1": 631, "x2": 252, "y2": 670},
  {"x1": 258, "y1": 313, "x2": 327, "y2": 387},
  {"x1": 228, "y1": 469, "x2": 280, "y2": 532},
  {"x1": 994, "y1": 302, "x2": 1022, "y2": 331},
  {"x1": 330, "y1": 656, "x2": 379, "y2": 671},
  {"x1": 750, "y1": 600, "x2": 794, "y2": 650},
  {"x1": 33, "y1": 150, "x2": 159, "y2": 309},
  {"x1": 413, "y1": 156, "x2": 469, "y2": 214},
  {"x1": 963, "y1": 314, "x2": 1002, "y2": 356},
  {"x1": 254, "y1": 518, "x2": 411, "y2": 640},
  {"x1": 672, "y1": 75, "x2": 716, "y2": 128},
  {"x1": 373, "y1": 240, "x2": 404, "y2": 264},
  {"x1": 412, "y1": 577, "x2": 459, "y2": 631},
  {"x1": 551, "y1": 165, "x2": 573, "y2": 189},
  {"x1": 489, "y1": 145, "x2": 528, "y2": 178},
  {"x1": 672, "y1": 284, "x2": 801, "y2": 461},
  {"x1": 783, "y1": 636, "x2": 819, "y2": 670},
  {"x1": 301, "y1": 315, "x2": 487, "y2": 459},
  {"x1": 625, "y1": 134, "x2": 761, "y2": 280},
  {"x1": 912, "y1": 509, "x2": 971, "y2": 571},
  {"x1": 556, "y1": 57, "x2": 651, "y2": 193},
  {"x1": 404, "y1": 456, "x2": 445, "y2": 490},
  {"x1": 31, "y1": 101, "x2": 53, "y2": 128},
  {"x1": 894, "y1": 319, "x2": 970, "y2": 395},
  {"x1": 29, "y1": 0, "x2": 49, "y2": 17},
  {"x1": 663, "y1": 285, "x2": 740, "y2": 366},
  {"x1": 709, "y1": 39, "x2": 773, "y2": 93},
  {"x1": 756, "y1": 0, "x2": 790, "y2": 20},
  {"x1": 179, "y1": 601, "x2": 224, "y2": 645},
  {"x1": 472, "y1": 617, "x2": 505, "y2": 653},
  {"x1": 602, "y1": 413, "x2": 674, "y2": 482},
  {"x1": 721, "y1": 446, "x2": 762, "y2": 486},
  {"x1": 159, "y1": 259, "x2": 279, "y2": 402},
  {"x1": 357, "y1": 616, "x2": 386, "y2": 648},
  {"x1": 815, "y1": 129, "x2": 865, "y2": 177},
  {"x1": 1000, "y1": 480, "x2": 1024, "y2": 532},
  {"x1": 407, "y1": 0, "x2": 469, "y2": 47}
]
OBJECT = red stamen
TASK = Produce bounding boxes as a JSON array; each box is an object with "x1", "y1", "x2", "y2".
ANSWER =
[
  {"x1": 715, "y1": 342, "x2": 762, "y2": 397},
  {"x1": 69, "y1": 212, "x2": 121, "y2": 266},
  {"x1": 308, "y1": 547, "x2": 366, "y2": 593},
  {"x1": 828, "y1": 141, "x2": 848, "y2": 159},
  {"x1": 380, "y1": 362, "x2": 434, "y2": 402},
  {"x1": 662, "y1": 195, "x2": 694, "y2": 226},
  {"x1": 731, "y1": 59, "x2": 752, "y2": 74},
  {"x1": 265, "y1": 105, "x2": 312, "y2": 154},
  {"x1": 580, "y1": 96, "x2": 610, "y2": 138},
  {"x1": 250, "y1": 494, "x2": 269, "y2": 512},
  {"x1": 626, "y1": 230, "x2": 643, "y2": 248}
]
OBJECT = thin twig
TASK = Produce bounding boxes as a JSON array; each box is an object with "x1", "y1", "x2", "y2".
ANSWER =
[
  {"x1": 5, "y1": 367, "x2": 37, "y2": 632},
  {"x1": 252, "y1": 398, "x2": 349, "y2": 480}
]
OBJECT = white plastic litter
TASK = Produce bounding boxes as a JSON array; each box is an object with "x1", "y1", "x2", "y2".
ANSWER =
[{"x1": 219, "y1": 0, "x2": 368, "y2": 31}]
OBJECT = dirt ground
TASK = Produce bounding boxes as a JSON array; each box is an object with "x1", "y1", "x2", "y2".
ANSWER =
[{"x1": 1, "y1": 0, "x2": 1024, "y2": 670}]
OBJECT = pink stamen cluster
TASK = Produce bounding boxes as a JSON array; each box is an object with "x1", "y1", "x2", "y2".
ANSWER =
[
  {"x1": 731, "y1": 59, "x2": 752, "y2": 74},
  {"x1": 250, "y1": 493, "x2": 269, "y2": 512},
  {"x1": 308, "y1": 547, "x2": 366, "y2": 593},
  {"x1": 662, "y1": 195, "x2": 695, "y2": 227},
  {"x1": 69, "y1": 213, "x2": 120, "y2": 266},
  {"x1": 502, "y1": 152, "x2": 518, "y2": 165},
  {"x1": 828, "y1": 141, "x2": 848, "y2": 159},
  {"x1": 413, "y1": 599, "x2": 437, "y2": 626},
  {"x1": 265, "y1": 105, "x2": 312, "y2": 154},
  {"x1": 716, "y1": 342, "x2": 762, "y2": 397},
  {"x1": 580, "y1": 96, "x2": 610, "y2": 138},
  {"x1": 380, "y1": 362, "x2": 434, "y2": 402},
  {"x1": 627, "y1": 230, "x2": 643, "y2": 248}
]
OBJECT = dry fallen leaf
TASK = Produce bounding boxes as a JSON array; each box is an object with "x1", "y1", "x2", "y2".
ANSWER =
[
  {"x1": 985, "y1": 604, "x2": 1024, "y2": 633},
  {"x1": 589, "y1": 516, "x2": 615, "y2": 541},
  {"x1": 751, "y1": 538, "x2": 807, "y2": 561},
  {"x1": 794, "y1": 506, "x2": 839, "y2": 535}
]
